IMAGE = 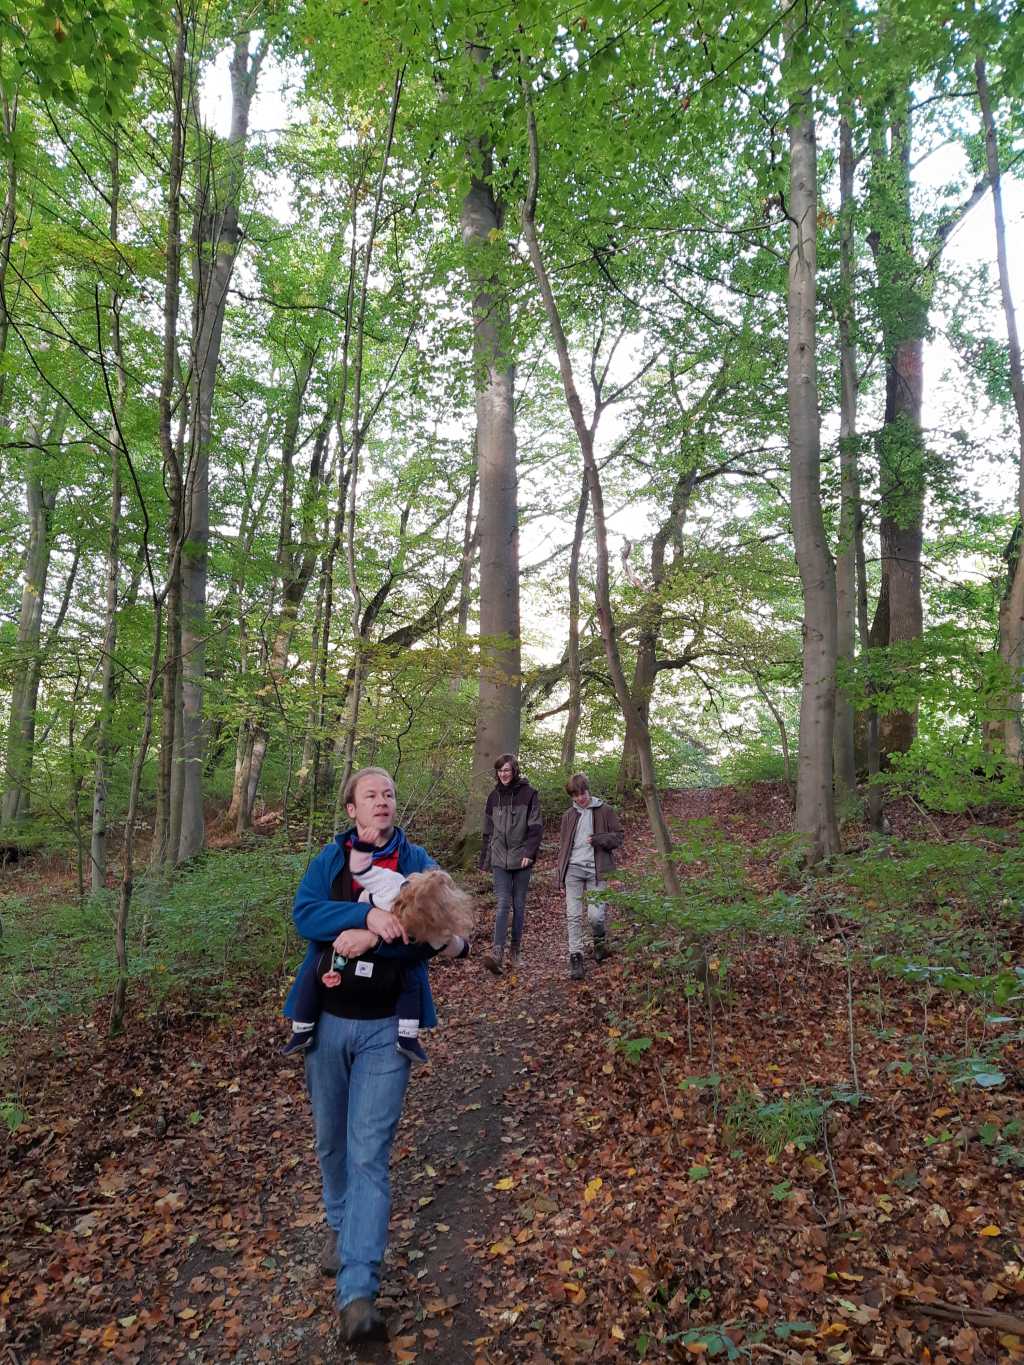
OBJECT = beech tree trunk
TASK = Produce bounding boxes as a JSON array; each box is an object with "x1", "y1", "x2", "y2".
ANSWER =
[
  {"x1": 0, "y1": 86, "x2": 17, "y2": 421},
  {"x1": 522, "y1": 84, "x2": 682, "y2": 901},
  {"x1": 867, "y1": 91, "x2": 924, "y2": 758},
  {"x1": 561, "y1": 474, "x2": 589, "y2": 775},
  {"x1": 617, "y1": 466, "x2": 697, "y2": 794},
  {"x1": 459, "y1": 56, "x2": 521, "y2": 857},
  {"x1": 785, "y1": 45, "x2": 840, "y2": 863},
  {"x1": 151, "y1": 18, "x2": 188, "y2": 871},
  {"x1": 1, "y1": 425, "x2": 58, "y2": 826},
  {"x1": 833, "y1": 114, "x2": 859, "y2": 799},
  {"x1": 177, "y1": 34, "x2": 264, "y2": 862},
  {"x1": 977, "y1": 58, "x2": 1024, "y2": 762},
  {"x1": 91, "y1": 145, "x2": 126, "y2": 893}
]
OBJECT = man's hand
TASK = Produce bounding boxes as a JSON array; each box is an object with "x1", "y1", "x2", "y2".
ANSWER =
[
  {"x1": 366, "y1": 905, "x2": 407, "y2": 943},
  {"x1": 334, "y1": 928, "x2": 378, "y2": 957},
  {"x1": 520, "y1": 856, "x2": 532, "y2": 868}
]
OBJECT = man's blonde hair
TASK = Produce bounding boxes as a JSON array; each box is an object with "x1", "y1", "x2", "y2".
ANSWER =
[{"x1": 343, "y1": 766, "x2": 395, "y2": 807}]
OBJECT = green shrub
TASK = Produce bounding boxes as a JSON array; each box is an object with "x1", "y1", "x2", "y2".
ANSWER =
[
  {"x1": 0, "y1": 846, "x2": 306, "y2": 1026},
  {"x1": 725, "y1": 1088, "x2": 826, "y2": 1155}
]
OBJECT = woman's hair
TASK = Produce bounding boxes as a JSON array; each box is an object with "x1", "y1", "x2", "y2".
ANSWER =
[
  {"x1": 394, "y1": 870, "x2": 476, "y2": 941},
  {"x1": 493, "y1": 753, "x2": 520, "y2": 781},
  {"x1": 343, "y1": 766, "x2": 395, "y2": 807},
  {"x1": 565, "y1": 772, "x2": 590, "y2": 796}
]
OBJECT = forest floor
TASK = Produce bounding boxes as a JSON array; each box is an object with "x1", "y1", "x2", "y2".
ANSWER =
[{"x1": 5, "y1": 785, "x2": 1024, "y2": 1363}]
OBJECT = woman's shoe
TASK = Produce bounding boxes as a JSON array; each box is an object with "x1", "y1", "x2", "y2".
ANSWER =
[{"x1": 482, "y1": 948, "x2": 504, "y2": 976}]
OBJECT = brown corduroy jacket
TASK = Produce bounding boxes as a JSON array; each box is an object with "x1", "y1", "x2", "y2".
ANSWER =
[{"x1": 556, "y1": 799, "x2": 624, "y2": 887}]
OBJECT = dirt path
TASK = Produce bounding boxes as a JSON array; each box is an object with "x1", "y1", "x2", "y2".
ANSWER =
[{"x1": 229, "y1": 867, "x2": 576, "y2": 1364}]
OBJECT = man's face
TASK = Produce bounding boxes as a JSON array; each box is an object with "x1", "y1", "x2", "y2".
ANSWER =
[
  {"x1": 346, "y1": 773, "x2": 397, "y2": 843},
  {"x1": 573, "y1": 789, "x2": 591, "y2": 809},
  {"x1": 497, "y1": 763, "x2": 515, "y2": 785}
]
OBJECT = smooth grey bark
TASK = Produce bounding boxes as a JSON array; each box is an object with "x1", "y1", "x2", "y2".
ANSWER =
[
  {"x1": 522, "y1": 84, "x2": 683, "y2": 902},
  {"x1": 152, "y1": 19, "x2": 189, "y2": 871},
  {"x1": 866, "y1": 91, "x2": 925, "y2": 764},
  {"x1": 616, "y1": 363, "x2": 726, "y2": 792},
  {"x1": 452, "y1": 459, "x2": 478, "y2": 687},
  {"x1": 177, "y1": 33, "x2": 264, "y2": 862},
  {"x1": 833, "y1": 114, "x2": 859, "y2": 798},
  {"x1": 110, "y1": 613, "x2": 163, "y2": 1035},
  {"x1": 786, "y1": 54, "x2": 840, "y2": 863},
  {"x1": 617, "y1": 461, "x2": 699, "y2": 794},
  {"x1": 560, "y1": 473, "x2": 589, "y2": 775},
  {"x1": 977, "y1": 58, "x2": 1024, "y2": 762},
  {"x1": 0, "y1": 86, "x2": 18, "y2": 421},
  {"x1": 331, "y1": 71, "x2": 404, "y2": 821},
  {"x1": 459, "y1": 55, "x2": 521, "y2": 856},
  {"x1": 91, "y1": 145, "x2": 126, "y2": 893},
  {"x1": 1, "y1": 421, "x2": 58, "y2": 826},
  {"x1": 229, "y1": 355, "x2": 328, "y2": 832}
]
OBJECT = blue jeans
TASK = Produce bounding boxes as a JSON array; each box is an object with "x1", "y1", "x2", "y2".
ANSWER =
[
  {"x1": 305, "y1": 1011, "x2": 411, "y2": 1307},
  {"x1": 492, "y1": 865, "x2": 532, "y2": 951}
]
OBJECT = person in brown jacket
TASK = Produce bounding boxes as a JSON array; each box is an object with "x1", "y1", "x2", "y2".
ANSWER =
[{"x1": 556, "y1": 773, "x2": 624, "y2": 980}]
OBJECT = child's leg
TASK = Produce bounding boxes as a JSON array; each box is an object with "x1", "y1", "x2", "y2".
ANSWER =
[
  {"x1": 395, "y1": 971, "x2": 427, "y2": 1065},
  {"x1": 282, "y1": 951, "x2": 323, "y2": 1054}
]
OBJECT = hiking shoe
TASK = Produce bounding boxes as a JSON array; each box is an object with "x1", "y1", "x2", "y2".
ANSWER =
[
  {"x1": 569, "y1": 953, "x2": 585, "y2": 981},
  {"x1": 593, "y1": 933, "x2": 611, "y2": 962},
  {"x1": 397, "y1": 1036, "x2": 428, "y2": 1066},
  {"x1": 341, "y1": 1297, "x2": 387, "y2": 1344},
  {"x1": 320, "y1": 1227, "x2": 340, "y2": 1276},
  {"x1": 281, "y1": 1029, "x2": 314, "y2": 1056},
  {"x1": 508, "y1": 943, "x2": 522, "y2": 970},
  {"x1": 482, "y1": 949, "x2": 504, "y2": 976}
]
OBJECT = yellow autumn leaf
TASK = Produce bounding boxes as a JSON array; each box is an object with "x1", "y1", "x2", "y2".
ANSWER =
[
  {"x1": 981, "y1": 1224, "x2": 1001, "y2": 1236},
  {"x1": 494, "y1": 1177, "x2": 515, "y2": 1191},
  {"x1": 178, "y1": 1307, "x2": 197, "y2": 1321},
  {"x1": 611, "y1": 1325, "x2": 626, "y2": 1341},
  {"x1": 488, "y1": 1239, "x2": 513, "y2": 1256},
  {"x1": 584, "y1": 1177, "x2": 603, "y2": 1203},
  {"x1": 628, "y1": 1264, "x2": 654, "y2": 1294}
]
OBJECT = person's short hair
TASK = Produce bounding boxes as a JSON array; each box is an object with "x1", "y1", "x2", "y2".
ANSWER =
[
  {"x1": 343, "y1": 766, "x2": 395, "y2": 807},
  {"x1": 565, "y1": 772, "x2": 590, "y2": 796},
  {"x1": 493, "y1": 753, "x2": 520, "y2": 780}
]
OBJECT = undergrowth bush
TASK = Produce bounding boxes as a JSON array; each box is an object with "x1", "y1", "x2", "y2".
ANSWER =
[
  {"x1": 829, "y1": 837, "x2": 1024, "y2": 1005},
  {"x1": 724, "y1": 1088, "x2": 826, "y2": 1155},
  {"x1": 612, "y1": 819, "x2": 809, "y2": 965},
  {"x1": 0, "y1": 845, "x2": 306, "y2": 1027}
]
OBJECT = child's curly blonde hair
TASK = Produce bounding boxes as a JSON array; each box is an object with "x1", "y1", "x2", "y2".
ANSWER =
[{"x1": 392, "y1": 869, "x2": 476, "y2": 943}]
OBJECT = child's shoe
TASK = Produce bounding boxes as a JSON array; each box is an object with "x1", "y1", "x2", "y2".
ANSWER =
[
  {"x1": 281, "y1": 1028, "x2": 314, "y2": 1056},
  {"x1": 397, "y1": 1035, "x2": 428, "y2": 1065}
]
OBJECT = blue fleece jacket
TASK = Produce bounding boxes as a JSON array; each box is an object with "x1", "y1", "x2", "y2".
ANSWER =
[{"x1": 284, "y1": 827, "x2": 439, "y2": 1026}]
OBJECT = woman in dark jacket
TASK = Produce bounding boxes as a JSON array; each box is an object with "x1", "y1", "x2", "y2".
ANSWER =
[{"x1": 480, "y1": 753, "x2": 542, "y2": 974}]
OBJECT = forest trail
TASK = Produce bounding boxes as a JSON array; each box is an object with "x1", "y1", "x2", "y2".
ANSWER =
[
  {"x1": 236, "y1": 853, "x2": 585, "y2": 1365},
  {"x1": 2, "y1": 826, "x2": 617, "y2": 1364},
  {"x1": 7, "y1": 786, "x2": 1024, "y2": 1364}
]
